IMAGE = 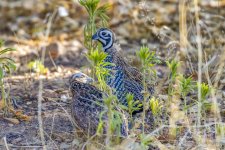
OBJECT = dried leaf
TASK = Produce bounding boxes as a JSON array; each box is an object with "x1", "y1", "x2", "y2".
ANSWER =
[{"x1": 4, "y1": 117, "x2": 20, "y2": 124}]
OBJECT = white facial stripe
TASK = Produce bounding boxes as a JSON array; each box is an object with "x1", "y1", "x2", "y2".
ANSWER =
[
  {"x1": 99, "y1": 38, "x2": 106, "y2": 45},
  {"x1": 105, "y1": 31, "x2": 113, "y2": 50},
  {"x1": 100, "y1": 31, "x2": 105, "y2": 39},
  {"x1": 103, "y1": 37, "x2": 113, "y2": 50},
  {"x1": 100, "y1": 33, "x2": 107, "y2": 40},
  {"x1": 101, "y1": 36, "x2": 107, "y2": 39}
]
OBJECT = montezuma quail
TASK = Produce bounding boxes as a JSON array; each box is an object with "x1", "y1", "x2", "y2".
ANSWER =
[
  {"x1": 92, "y1": 28, "x2": 154, "y2": 109},
  {"x1": 69, "y1": 72, "x2": 128, "y2": 136}
]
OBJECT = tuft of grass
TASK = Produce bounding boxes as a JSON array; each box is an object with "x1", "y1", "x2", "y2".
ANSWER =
[
  {"x1": 166, "y1": 60, "x2": 180, "y2": 82},
  {"x1": 149, "y1": 97, "x2": 162, "y2": 117},
  {"x1": 97, "y1": 95, "x2": 125, "y2": 145},
  {"x1": 166, "y1": 60, "x2": 180, "y2": 98},
  {"x1": 136, "y1": 45, "x2": 160, "y2": 133},
  {"x1": 87, "y1": 48, "x2": 114, "y2": 91},
  {"x1": 28, "y1": 60, "x2": 48, "y2": 74},
  {"x1": 178, "y1": 75, "x2": 194, "y2": 113},
  {"x1": 196, "y1": 82, "x2": 212, "y2": 119},
  {"x1": 79, "y1": 0, "x2": 110, "y2": 51},
  {"x1": 119, "y1": 93, "x2": 143, "y2": 121},
  {"x1": 0, "y1": 40, "x2": 16, "y2": 115}
]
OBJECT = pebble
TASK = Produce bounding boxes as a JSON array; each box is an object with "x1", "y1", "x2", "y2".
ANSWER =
[
  {"x1": 27, "y1": 101, "x2": 32, "y2": 105},
  {"x1": 60, "y1": 142, "x2": 71, "y2": 149},
  {"x1": 61, "y1": 95, "x2": 68, "y2": 102}
]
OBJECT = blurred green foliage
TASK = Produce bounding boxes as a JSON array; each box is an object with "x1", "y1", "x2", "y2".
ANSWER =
[{"x1": 0, "y1": 40, "x2": 16, "y2": 114}]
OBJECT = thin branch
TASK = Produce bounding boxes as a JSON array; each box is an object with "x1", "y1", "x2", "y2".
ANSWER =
[
  {"x1": 37, "y1": 9, "x2": 57, "y2": 150},
  {"x1": 194, "y1": 0, "x2": 203, "y2": 138},
  {"x1": 3, "y1": 136, "x2": 9, "y2": 150}
]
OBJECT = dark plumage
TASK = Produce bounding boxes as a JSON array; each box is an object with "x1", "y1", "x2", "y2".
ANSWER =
[
  {"x1": 69, "y1": 72, "x2": 128, "y2": 136},
  {"x1": 92, "y1": 28, "x2": 154, "y2": 107}
]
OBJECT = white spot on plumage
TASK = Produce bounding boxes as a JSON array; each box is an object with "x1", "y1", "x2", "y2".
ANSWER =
[{"x1": 98, "y1": 38, "x2": 106, "y2": 45}]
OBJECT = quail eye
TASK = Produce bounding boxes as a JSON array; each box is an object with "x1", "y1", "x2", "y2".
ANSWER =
[
  {"x1": 72, "y1": 83, "x2": 77, "y2": 88},
  {"x1": 102, "y1": 32, "x2": 106, "y2": 36}
]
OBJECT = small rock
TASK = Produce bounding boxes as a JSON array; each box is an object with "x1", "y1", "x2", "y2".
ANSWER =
[
  {"x1": 58, "y1": 6, "x2": 69, "y2": 17},
  {"x1": 60, "y1": 143, "x2": 71, "y2": 149},
  {"x1": 8, "y1": 124, "x2": 14, "y2": 127},
  {"x1": 26, "y1": 101, "x2": 32, "y2": 105},
  {"x1": 141, "y1": 38, "x2": 148, "y2": 44},
  {"x1": 61, "y1": 95, "x2": 68, "y2": 102}
]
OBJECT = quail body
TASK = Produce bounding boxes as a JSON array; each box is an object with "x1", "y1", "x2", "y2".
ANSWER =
[{"x1": 69, "y1": 72, "x2": 127, "y2": 136}]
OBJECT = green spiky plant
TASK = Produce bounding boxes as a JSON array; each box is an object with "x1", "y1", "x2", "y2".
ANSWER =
[
  {"x1": 136, "y1": 46, "x2": 161, "y2": 133},
  {"x1": 178, "y1": 75, "x2": 194, "y2": 114},
  {"x1": 79, "y1": 0, "x2": 110, "y2": 51},
  {"x1": 0, "y1": 40, "x2": 16, "y2": 115},
  {"x1": 86, "y1": 49, "x2": 113, "y2": 91},
  {"x1": 104, "y1": 95, "x2": 125, "y2": 143},
  {"x1": 166, "y1": 59, "x2": 213, "y2": 142},
  {"x1": 126, "y1": 93, "x2": 143, "y2": 118},
  {"x1": 164, "y1": 60, "x2": 180, "y2": 138},
  {"x1": 196, "y1": 82, "x2": 211, "y2": 121},
  {"x1": 149, "y1": 96, "x2": 162, "y2": 128},
  {"x1": 120, "y1": 93, "x2": 143, "y2": 122},
  {"x1": 96, "y1": 95, "x2": 126, "y2": 145},
  {"x1": 166, "y1": 60, "x2": 180, "y2": 97},
  {"x1": 149, "y1": 97, "x2": 162, "y2": 117},
  {"x1": 28, "y1": 60, "x2": 48, "y2": 74}
]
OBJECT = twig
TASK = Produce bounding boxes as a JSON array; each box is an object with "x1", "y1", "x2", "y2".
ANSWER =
[
  {"x1": 50, "y1": 112, "x2": 56, "y2": 138},
  {"x1": 194, "y1": 0, "x2": 203, "y2": 142},
  {"x1": 179, "y1": 0, "x2": 188, "y2": 58},
  {"x1": 3, "y1": 137, "x2": 9, "y2": 150},
  {"x1": 37, "y1": 79, "x2": 46, "y2": 149},
  {"x1": 0, "y1": 144, "x2": 43, "y2": 148},
  {"x1": 37, "y1": 9, "x2": 57, "y2": 150},
  {"x1": 48, "y1": 51, "x2": 58, "y2": 70}
]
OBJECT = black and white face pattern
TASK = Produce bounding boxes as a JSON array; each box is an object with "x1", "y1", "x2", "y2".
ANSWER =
[{"x1": 92, "y1": 28, "x2": 114, "y2": 51}]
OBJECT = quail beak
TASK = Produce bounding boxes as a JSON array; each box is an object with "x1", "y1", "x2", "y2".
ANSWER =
[
  {"x1": 86, "y1": 77, "x2": 94, "y2": 84},
  {"x1": 92, "y1": 33, "x2": 99, "y2": 40}
]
